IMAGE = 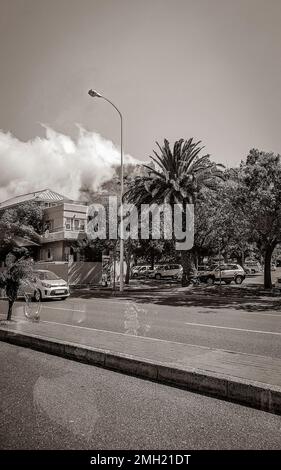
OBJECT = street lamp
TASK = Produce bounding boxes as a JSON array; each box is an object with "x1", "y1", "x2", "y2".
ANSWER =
[{"x1": 88, "y1": 89, "x2": 124, "y2": 292}]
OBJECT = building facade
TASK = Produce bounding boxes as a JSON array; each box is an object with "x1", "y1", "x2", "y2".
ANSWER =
[
  {"x1": 0, "y1": 188, "x2": 88, "y2": 262},
  {"x1": 40, "y1": 201, "x2": 88, "y2": 262}
]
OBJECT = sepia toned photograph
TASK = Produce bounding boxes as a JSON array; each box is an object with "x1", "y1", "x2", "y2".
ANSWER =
[{"x1": 0, "y1": 0, "x2": 281, "y2": 465}]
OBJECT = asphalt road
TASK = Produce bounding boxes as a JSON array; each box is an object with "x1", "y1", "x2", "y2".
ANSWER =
[
  {"x1": 1, "y1": 342, "x2": 281, "y2": 450},
  {"x1": 1, "y1": 279, "x2": 281, "y2": 358}
]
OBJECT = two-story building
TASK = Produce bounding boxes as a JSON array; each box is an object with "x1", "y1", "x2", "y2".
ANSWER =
[
  {"x1": 0, "y1": 188, "x2": 88, "y2": 262},
  {"x1": 41, "y1": 201, "x2": 88, "y2": 262}
]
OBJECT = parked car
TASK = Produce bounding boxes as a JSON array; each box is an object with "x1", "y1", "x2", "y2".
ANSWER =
[
  {"x1": 243, "y1": 261, "x2": 262, "y2": 274},
  {"x1": 131, "y1": 266, "x2": 143, "y2": 277},
  {"x1": 199, "y1": 264, "x2": 246, "y2": 285},
  {"x1": 195, "y1": 265, "x2": 211, "y2": 275},
  {"x1": 149, "y1": 264, "x2": 183, "y2": 280},
  {"x1": 22, "y1": 269, "x2": 70, "y2": 301},
  {"x1": 145, "y1": 265, "x2": 161, "y2": 278},
  {"x1": 132, "y1": 265, "x2": 151, "y2": 278}
]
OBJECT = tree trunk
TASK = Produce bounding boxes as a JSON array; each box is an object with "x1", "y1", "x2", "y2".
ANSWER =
[
  {"x1": 7, "y1": 299, "x2": 14, "y2": 321},
  {"x1": 264, "y1": 246, "x2": 274, "y2": 289},
  {"x1": 236, "y1": 255, "x2": 243, "y2": 267},
  {"x1": 181, "y1": 250, "x2": 192, "y2": 286}
]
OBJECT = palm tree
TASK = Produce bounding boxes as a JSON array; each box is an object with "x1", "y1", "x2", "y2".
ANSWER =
[{"x1": 124, "y1": 138, "x2": 224, "y2": 285}]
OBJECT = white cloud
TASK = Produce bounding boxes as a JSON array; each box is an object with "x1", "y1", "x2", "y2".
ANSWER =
[{"x1": 0, "y1": 126, "x2": 136, "y2": 202}]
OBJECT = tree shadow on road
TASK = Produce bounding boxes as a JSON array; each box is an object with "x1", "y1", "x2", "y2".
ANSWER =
[{"x1": 70, "y1": 283, "x2": 281, "y2": 313}]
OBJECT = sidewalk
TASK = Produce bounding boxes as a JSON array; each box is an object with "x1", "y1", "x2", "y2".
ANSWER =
[{"x1": 1, "y1": 318, "x2": 281, "y2": 414}]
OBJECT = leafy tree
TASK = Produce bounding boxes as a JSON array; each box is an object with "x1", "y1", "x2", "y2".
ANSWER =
[
  {"x1": 125, "y1": 138, "x2": 224, "y2": 285},
  {"x1": 194, "y1": 177, "x2": 247, "y2": 264},
  {"x1": 132, "y1": 239, "x2": 169, "y2": 268},
  {"x1": 0, "y1": 202, "x2": 42, "y2": 261},
  {"x1": 235, "y1": 149, "x2": 281, "y2": 288}
]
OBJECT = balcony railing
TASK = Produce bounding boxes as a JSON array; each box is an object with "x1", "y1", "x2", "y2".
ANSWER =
[
  {"x1": 41, "y1": 227, "x2": 87, "y2": 243},
  {"x1": 44, "y1": 225, "x2": 86, "y2": 234}
]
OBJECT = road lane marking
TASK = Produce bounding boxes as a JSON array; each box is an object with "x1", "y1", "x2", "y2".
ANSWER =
[
  {"x1": 0, "y1": 314, "x2": 211, "y2": 349},
  {"x1": 184, "y1": 322, "x2": 281, "y2": 335},
  {"x1": 44, "y1": 299, "x2": 281, "y2": 317},
  {"x1": 42, "y1": 305, "x2": 86, "y2": 313},
  {"x1": 37, "y1": 319, "x2": 213, "y2": 349},
  {"x1": 69, "y1": 298, "x2": 132, "y2": 305}
]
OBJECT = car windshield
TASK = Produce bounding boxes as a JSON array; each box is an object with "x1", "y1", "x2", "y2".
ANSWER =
[
  {"x1": 35, "y1": 271, "x2": 60, "y2": 280},
  {"x1": 209, "y1": 264, "x2": 218, "y2": 270}
]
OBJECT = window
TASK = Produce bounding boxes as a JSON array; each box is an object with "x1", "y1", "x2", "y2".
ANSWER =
[
  {"x1": 35, "y1": 271, "x2": 60, "y2": 280},
  {"x1": 65, "y1": 218, "x2": 72, "y2": 230},
  {"x1": 74, "y1": 219, "x2": 80, "y2": 231},
  {"x1": 65, "y1": 217, "x2": 86, "y2": 231},
  {"x1": 216, "y1": 265, "x2": 226, "y2": 271}
]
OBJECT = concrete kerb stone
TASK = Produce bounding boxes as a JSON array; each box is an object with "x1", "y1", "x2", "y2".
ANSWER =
[
  {"x1": 227, "y1": 379, "x2": 271, "y2": 412},
  {"x1": 63, "y1": 343, "x2": 106, "y2": 366},
  {"x1": 269, "y1": 389, "x2": 281, "y2": 414},
  {"x1": 1, "y1": 326, "x2": 281, "y2": 414},
  {"x1": 0, "y1": 329, "x2": 66, "y2": 357},
  {"x1": 157, "y1": 364, "x2": 228, "y2": 397},
  {"x1": 105, "y1": 353, "x2": 158, "y2": 380}
]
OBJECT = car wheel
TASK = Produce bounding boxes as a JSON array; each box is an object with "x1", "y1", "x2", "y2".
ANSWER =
[
  {"x1": 235, "y1": 275, "x2": 243, "y2": 285},
  {"x1": 34, "y1": 289, "x2": 42, "y2": 302},
  {"x1": 206, "y1": 277, "x2": 214, "y2": 285},
  {"x1": 155, "y1": 273, "x2": 161, "y2": 280}
]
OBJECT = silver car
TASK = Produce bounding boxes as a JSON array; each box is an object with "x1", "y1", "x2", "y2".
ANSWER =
[
  {"x1": 199, "y1": 264, "x2": 245, "y2": 285},
  {"x1": 29, "y1": 270, "x2": 70, "y2": 301},
  {"x1": 149, "y1": 264, "x2": 183, "y2": 280},
  {"x1": 132, "y1": 265, "x2": 151, "y2": 278}
]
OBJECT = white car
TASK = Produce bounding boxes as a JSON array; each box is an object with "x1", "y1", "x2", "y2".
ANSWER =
[
  {"x1": 199, "y1": 264, "x2": 246, "y2": 285},
  {"x1": 29, "y1": 270, "x2": 70, "y2": 301},
  {"x1": 149, "y1": 264, "x2": 183, "y2": 280}
]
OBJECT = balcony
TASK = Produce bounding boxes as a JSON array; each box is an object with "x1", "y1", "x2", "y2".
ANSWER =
[{"x1": 41, "y1": 226, "x2": 87, "y2": 243}]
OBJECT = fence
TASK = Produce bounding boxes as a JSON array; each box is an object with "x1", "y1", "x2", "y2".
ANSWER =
[{"x1": 35, "y1": 261, "x2": 102, "y2": 286}]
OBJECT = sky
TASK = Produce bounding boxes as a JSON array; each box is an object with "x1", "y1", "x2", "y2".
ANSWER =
[{"x1": 0, "y1": 0, "x2": 281, "y2": 200}]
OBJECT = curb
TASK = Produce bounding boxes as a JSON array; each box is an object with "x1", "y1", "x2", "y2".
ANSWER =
[{"x1": 0, "y1": 327, "x2": 281, "y2": 415}]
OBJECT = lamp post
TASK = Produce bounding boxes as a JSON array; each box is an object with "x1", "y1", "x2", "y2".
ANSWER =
[{"x1": 88, "y1": 89, "x2": 124, "y2": 292}]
